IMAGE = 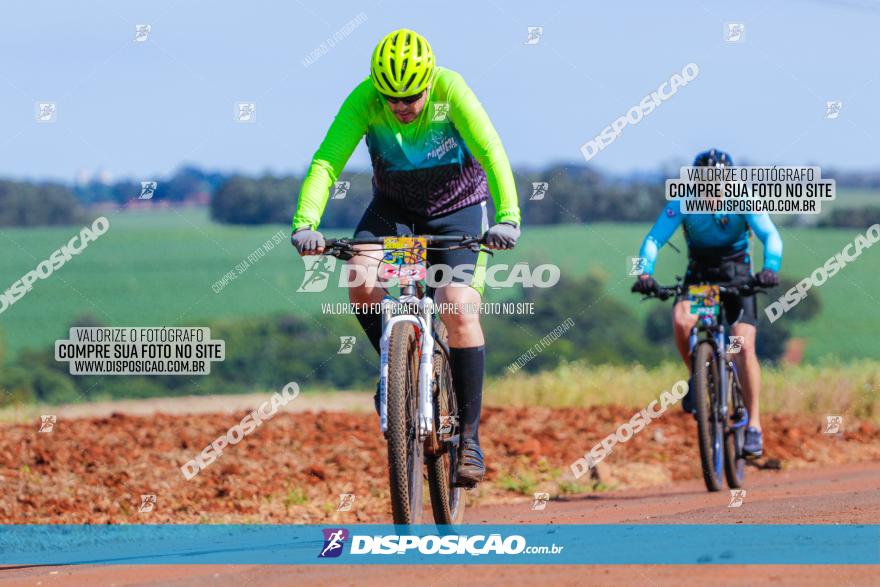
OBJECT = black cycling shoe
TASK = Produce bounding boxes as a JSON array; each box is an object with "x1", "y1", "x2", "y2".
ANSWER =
[
  {"x1": 682, "y1": 375, "x2": 696, "y2": 415},
  {"x1": 455, "y1": 439, "x2": 485, "y2": 487}
]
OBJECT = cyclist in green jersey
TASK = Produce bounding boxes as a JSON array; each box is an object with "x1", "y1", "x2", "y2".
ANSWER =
[{"x1": 291, "y1": 29, "x2": 522, "y2": 486}]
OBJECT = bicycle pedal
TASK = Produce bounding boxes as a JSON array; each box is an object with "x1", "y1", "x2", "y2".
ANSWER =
[{"x1": 453, "y1": 479, "x2": 478, "y2": 490}]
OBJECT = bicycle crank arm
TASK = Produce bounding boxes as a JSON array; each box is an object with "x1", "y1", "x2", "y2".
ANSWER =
[{"x1": 731, "y1": 408, "x2": 750, "y2": 429}]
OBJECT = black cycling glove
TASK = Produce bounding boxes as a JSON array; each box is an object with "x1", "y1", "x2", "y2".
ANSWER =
[
  {"x1": 755, "y1": 269, "x2": 779, "y2": 287},
  {"x1": 631, "y1": 276, "x2": 658, "y2": 294}
]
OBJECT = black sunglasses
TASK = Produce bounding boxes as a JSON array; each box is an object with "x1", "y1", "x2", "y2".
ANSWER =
[{"x1": 381, "y1": 90, "x2": 425, "y2": 105}]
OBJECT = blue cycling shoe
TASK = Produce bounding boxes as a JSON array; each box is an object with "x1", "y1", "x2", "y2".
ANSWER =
[{"x1": 743, "y1": 426, "x2": 763, "y2": 458}]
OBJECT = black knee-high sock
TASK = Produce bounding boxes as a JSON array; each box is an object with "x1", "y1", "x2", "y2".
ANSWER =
[
  {"x1": 449, "y1": 346, "x2": 484, "y2": 444},
  {"x1": 354, "y1": 306, "x2": 382, "y2": 354}
]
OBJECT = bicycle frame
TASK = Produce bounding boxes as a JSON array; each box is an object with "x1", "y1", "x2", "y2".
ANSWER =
[
  {"x1": 688, "y1": 307, "x2": 749, "y2": 432},
  {"x1": 310, "y1": 234, "x2": 484, "y2": 442}
]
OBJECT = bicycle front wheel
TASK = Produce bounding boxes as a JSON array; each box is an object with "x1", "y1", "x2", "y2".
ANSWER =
[
  {"x1": 386, "y1": 321, "x2": 424, "y2": 524},
  {"x1": 724, "y1": 369, "x2": 747, "y2": 488},
  {"x1": 693, "y1": 341, "x2": 724, "y2": 492}
]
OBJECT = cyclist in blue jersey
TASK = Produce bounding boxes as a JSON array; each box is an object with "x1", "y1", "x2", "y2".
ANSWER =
[{"x1": 632, "y1": 149, "x2": 783, "y2": 458}]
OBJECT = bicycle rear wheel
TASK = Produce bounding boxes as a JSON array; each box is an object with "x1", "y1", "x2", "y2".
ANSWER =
[
  {"x1": 693, "y1": 341, "x2": 724, "y2": 492},
  {"x1": 386, "y1": 321, "x2": 424, "y2": 524},
  {"x1": 427, "y1": 322, "x2": 465, "y2": 525}
]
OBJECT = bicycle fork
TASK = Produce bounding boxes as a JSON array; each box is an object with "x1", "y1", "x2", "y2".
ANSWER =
[{"x1": 378, "y1": 295, "x2": 436, "y2": 439}]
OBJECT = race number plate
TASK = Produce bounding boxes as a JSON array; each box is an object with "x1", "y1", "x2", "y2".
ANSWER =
[
  {"x1": 378, "y1": 237, "x2": 427, "y2": 283},
  {"x1": 688, "y1": 284, "x2": 720, "y2": 316}
]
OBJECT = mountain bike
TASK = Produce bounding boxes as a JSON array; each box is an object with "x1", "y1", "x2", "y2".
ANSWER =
[
  {"x1": 313, "y1": 234, "x2": 490, "y2": 525},
  {"x1": 639, "y1": 278, "x2": 767, "y2": 492}
]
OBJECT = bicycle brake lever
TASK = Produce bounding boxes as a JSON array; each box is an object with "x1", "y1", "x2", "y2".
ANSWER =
[{"x1": 324, "y1": 245, "x2": 354, "y2": 261}]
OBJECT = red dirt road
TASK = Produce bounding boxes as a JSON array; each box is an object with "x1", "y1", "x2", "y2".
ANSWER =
[
  {"x1": 2, "y1": 462, "x2": 878, "y2": 587},
  {"x1": 3, "y1": 406, "x2": 878, "y2": 523}
]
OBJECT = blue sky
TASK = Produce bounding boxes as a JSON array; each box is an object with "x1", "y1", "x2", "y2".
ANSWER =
[{"x1": 1, "y1": 0, "x2": 877, "y2": 182}]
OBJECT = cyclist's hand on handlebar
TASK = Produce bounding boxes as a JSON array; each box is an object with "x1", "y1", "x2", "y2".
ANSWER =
[
  {"x1": 483, "y1": 222, "x2": 520, "y2": 250},
  {"x1": 631, "y1": 275, "x2": 658, "y2": 294},
  {"x1": 291, "y1": 227, "x2": 325, "y2": 256},
  {"x1": 755, "y1": 269, "x2": 779, "y2": 287}
]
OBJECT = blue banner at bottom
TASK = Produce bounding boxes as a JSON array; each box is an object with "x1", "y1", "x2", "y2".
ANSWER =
[{"x1": 0, "y1": 525, "x2": 877, "y2": 565}]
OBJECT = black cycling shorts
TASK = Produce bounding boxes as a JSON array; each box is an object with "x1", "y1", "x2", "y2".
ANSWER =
[
  {"x1": 675, "y1": 253, "x2": 758, "y2": 326},
  {"x1": 354, "y1": 197, "x2": 489, "y2": 293}
]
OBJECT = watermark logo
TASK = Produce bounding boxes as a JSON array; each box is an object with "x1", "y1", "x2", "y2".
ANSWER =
[
  {"x1": 138, "y1": 494, "x2": 157, "y2": 513},
  {"x1": 524, "y1": 26, "x2": 544, "y2": 45},
  {"x1": 39, "y1": 415, "x2": 56, "y2": 433},
  {"x1": 571, "y1": 380, "x2": 688, "y2": 479},
  {"x1": 628, "y1": 256, "x2": 648, "y2": 276},
  {"x1": 134, "y1": 24, "x2": 151, "y2": 42},
  {"x1": 337, "y1": 494, "x2": 355, "y2": 512},
  {"x1": 1, "y1": 216, "x2": 110, "y2": 316},
  {"x1": 337, "y1": 336, "x2": 356, "y2": 355},
  {"x1": 728, "y1": 489, "x2": 746, "y2": 508},
  {"x1": 297, "y1": 256, "x2": 337, "y2": 292},
  {"x1": 55, "y1": 327, "x2": 224, "y2": 376},
  {"x1": 824, "y1": 100, "x2": 842, "y2": 120},
  {"x1": 728, "y1": 335, "x2": 745, "y2": 354},
  {"x1": 235, "y1": 102, "x2": 256, "y2": 123},
  {"x1": 581, "y1": 63, "x2": 699, "y2": 162},
  {"x1": 531, "y1": 492, "x2": 550, "y2": 510},
  {"x1": 824, "y1": 415, "x2": 843, "y2": 434},
  {"x1": 530, "y1": 182, "x2": 548, "y2": 201},
  {"x1": 212, "y1": 229, "x2": 287, "y2": 294},
  {"x1": 766, "y1": 224, "x2": 879, "y2": 323},
  {"x1": 724, "y1": 22, "x2": 745, "y2": 42},
  {"x1": 669, "y1": 166, "x2": 835, "y2": 215},
  {"x1": 348, "y1": 533, "x2": 544, "y2": 556},
  {"x1": 181, "y1": 382, "x2": 300, "y2": 480},
  {"x1": 432, "y1": 102, "x2": 450, "y2": 122},
  {"x1": 332, "y1": 181, "x2": 350, "y2": 200},
  {"x1": 302, "y1": 12, "x2": 368, "y2": 68},
  {"x1": 139, "y1": 181, "x2": 157, "y2": 200},
  {"x1": 300, "y1": 260, "x2": 559, "y2": 292},
  {"x1": 319, "y1": 528, "x2": 349, "y2": 558},
  {"x1": 36, "y1": 102, "x2": 57, "y2": 123},
  {"x1": 509, "y1": 318, "x2": 575, "y2": 374}
]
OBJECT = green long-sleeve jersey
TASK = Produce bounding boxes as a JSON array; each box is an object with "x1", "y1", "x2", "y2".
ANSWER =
[{"x1": 292, "y1": 67, "x2": 520, "y2": 230}]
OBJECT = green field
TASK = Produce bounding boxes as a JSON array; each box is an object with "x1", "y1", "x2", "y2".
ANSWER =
[{"x1": 0, "y1": 207, "x2": 878, "y2": 362}]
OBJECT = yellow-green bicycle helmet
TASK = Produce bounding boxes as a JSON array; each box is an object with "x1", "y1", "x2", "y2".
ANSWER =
[{"x1": 370, "y1": 29, "x2": 435, "y2": 97}]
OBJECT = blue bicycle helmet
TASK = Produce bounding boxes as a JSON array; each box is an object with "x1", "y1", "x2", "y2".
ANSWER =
[{"x1": 693, "y1": 148, "x2": 734, "y2": 167}]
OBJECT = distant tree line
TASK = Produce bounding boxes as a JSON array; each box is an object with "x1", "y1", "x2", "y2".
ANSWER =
[
  {"x1": 817, "y1": 206, "x2": 880, "y2": 229},
  {"x1": 2, "y1": 164, "x2": 879, "y2": 228},
  {"x1": 71, "y1": 166, "x2": 226, "y2": 205},
  {"x1": 0, "y1": 180, "x2": 85, "y2": 227}
]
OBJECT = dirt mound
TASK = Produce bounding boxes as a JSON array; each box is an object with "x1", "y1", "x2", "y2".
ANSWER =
[{"x1": 1, "y1": 407, "x2": 877, "y2": 523}]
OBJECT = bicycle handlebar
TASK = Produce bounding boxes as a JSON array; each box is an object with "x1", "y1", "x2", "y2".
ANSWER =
[
  {"x1": 291, "y1": 234, "x2": 488, "y2": 260},
  {"x1": 645, "y1": 278, "x2": 768, "y2": 301},
  {"x1": 324, "y1": 234, "x2": 484, "y2": 248}
]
